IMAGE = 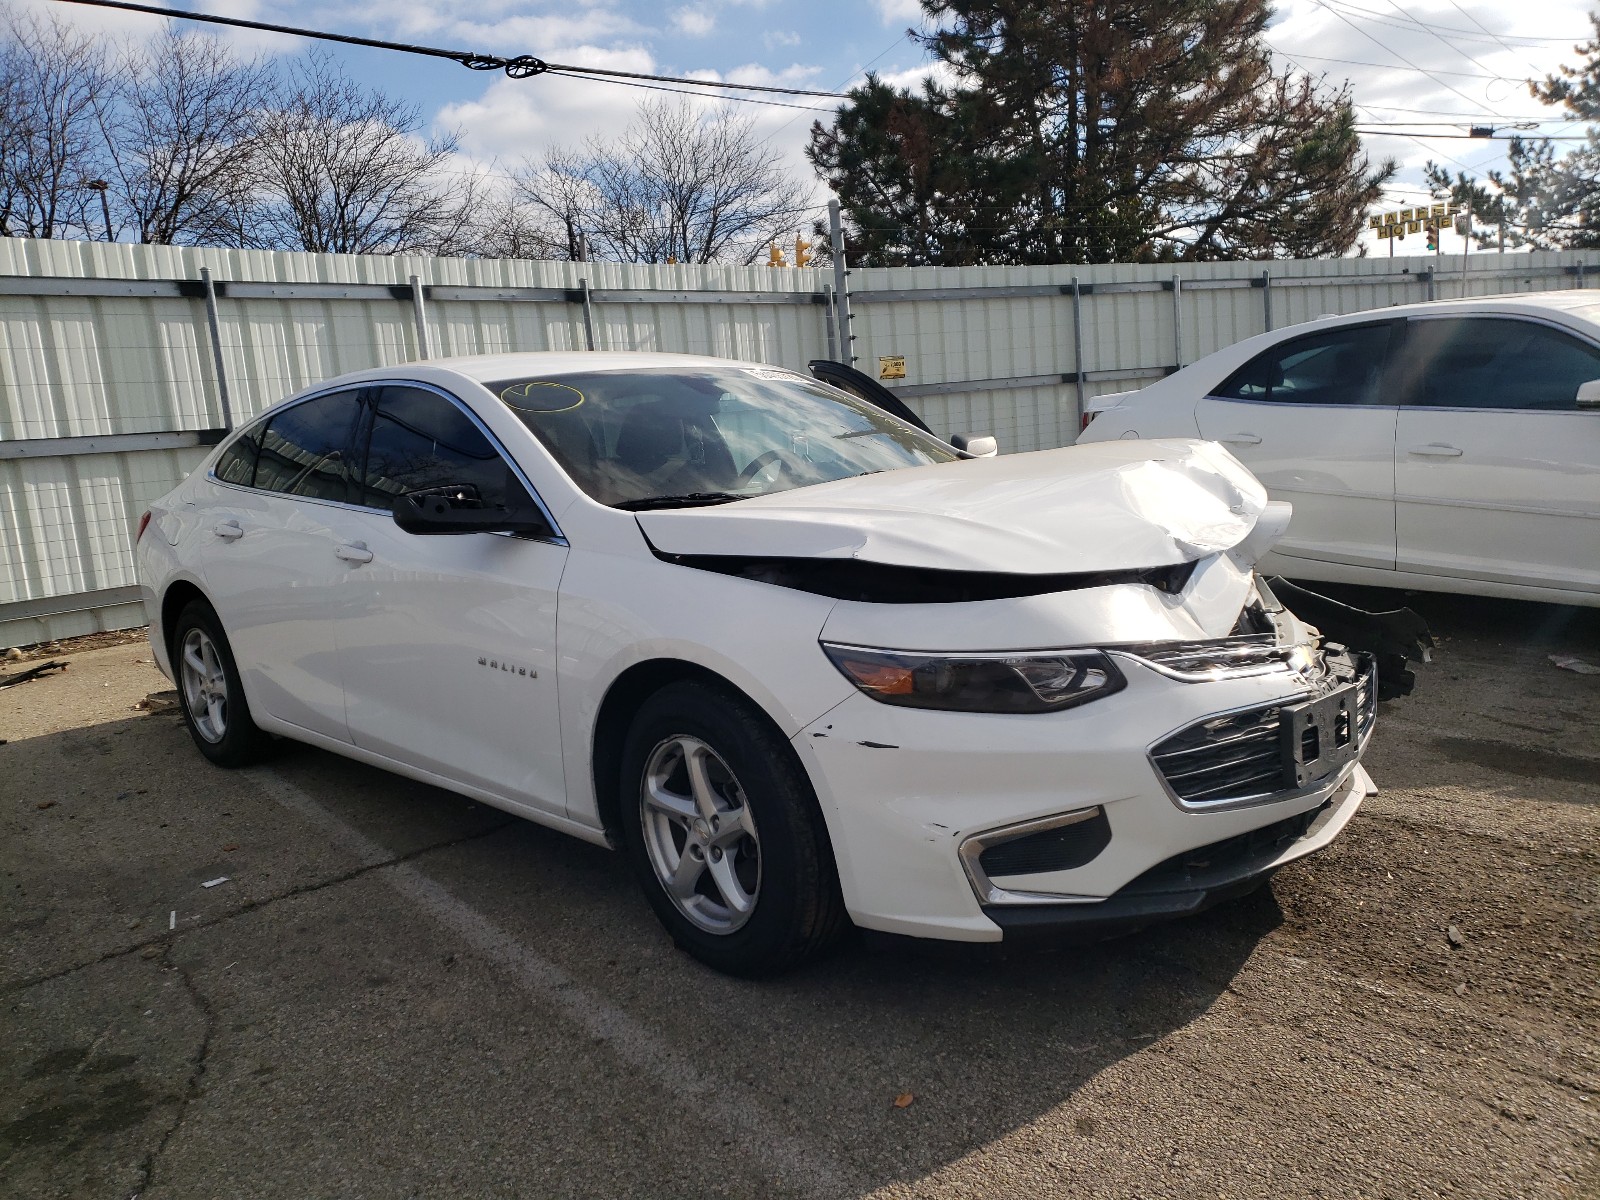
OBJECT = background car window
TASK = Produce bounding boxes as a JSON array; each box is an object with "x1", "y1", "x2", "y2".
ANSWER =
[
  {"x1": 212, "y1": 420, "x2": 265, "y2": 487},
  {"x1": 253, "y1": 391, "x2": 361, "y2": 503},
  {"x1": 1397, "y1": 318, "x2": 1600, "y2": 410},
  {"x1": 1213, "y1": 323, "x2": 1394, "y2": 406},
  {"x1": 356, "y1": 385, "x2": 529, "y2": 511}
]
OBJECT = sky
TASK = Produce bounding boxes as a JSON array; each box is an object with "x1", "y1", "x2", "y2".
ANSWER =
[{"x1": 16, "y1": 0, "x2": 1600, "y2": 256}]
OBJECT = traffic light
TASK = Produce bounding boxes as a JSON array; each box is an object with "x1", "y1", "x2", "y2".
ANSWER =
[
  {"x1": 1426, "y1": 222, "x2": 1438, "y2": 251},
  {"x1": 767, "y1": 242, "x2": 786, "y2": 268},
  {"x1": 794, "y1": 236, "x2": 812, "y2": 267}
]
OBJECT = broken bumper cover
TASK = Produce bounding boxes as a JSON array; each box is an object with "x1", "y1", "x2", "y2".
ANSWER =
[
  {"x1": 982, "y1": 767, "x2": 1369, "y2": 945},
  {"x1": 792, "y1": 653, "x2": 1374, "y2": 945}
]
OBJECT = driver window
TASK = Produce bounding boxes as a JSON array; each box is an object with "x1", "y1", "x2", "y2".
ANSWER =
[{"x1": 355, "y1": 385, "x2": 530, "y2": 511}]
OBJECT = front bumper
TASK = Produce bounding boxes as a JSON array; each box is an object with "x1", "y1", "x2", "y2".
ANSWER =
[
  {"x1": 792, "y1": 652, "x2": 1374, "y2": 944},
  {"x1": 984, "y1": 766, "x2": 1369, "y2": 945}
]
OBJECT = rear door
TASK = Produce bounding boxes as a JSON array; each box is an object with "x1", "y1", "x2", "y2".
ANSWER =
[
  {"x1": 332, "y1": 383, "x2": 571, "y2": 814},
  {"x1": 199, "y1": 389, "x2": 367, "y2": 741},
  {"x1": 1195, "y1": 320, "x2": 1402, "y2": 572},
  {"x1": 1392, "y1": 315, "x2": 1600, "y2": 595}
]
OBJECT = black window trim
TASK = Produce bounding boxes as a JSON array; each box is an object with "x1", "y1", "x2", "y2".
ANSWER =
[
  {"x1": 1206, "y1": 317, "x2": 1406, "y2": 408},
  {"x1": 1393, "y1": 312, "x2": 1600, "y2": 415},
  {"x1": 207, "y1": 379, "x2": 567, "y2": 546}
]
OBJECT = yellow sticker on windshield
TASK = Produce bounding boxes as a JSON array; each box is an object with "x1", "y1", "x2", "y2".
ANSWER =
[{"x1": 499, "y1": 380, "x2": 585, "y2": 413}]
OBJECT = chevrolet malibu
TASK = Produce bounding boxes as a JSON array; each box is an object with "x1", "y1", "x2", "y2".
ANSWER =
[{"x1": 136, "y1": 352, "x2": 1377, "y2": 976}]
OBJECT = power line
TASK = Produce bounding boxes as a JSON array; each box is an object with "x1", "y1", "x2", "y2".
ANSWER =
[
  {"x1": 1444, "y1": 0, "x2": 1561, "y2": 77},
  {"x1": 1324, "y1": 0, "x2": 1586, "y2": 47},
  {"x1": 1271, "y1": 48, "x2": 1520, "y2": 82},
  {"x1": 1308, "y1": 0, "x2": 1512, "y2": 109},
  {"x1": 47, "y1": 0, "x2": 850, "y2": 100}
]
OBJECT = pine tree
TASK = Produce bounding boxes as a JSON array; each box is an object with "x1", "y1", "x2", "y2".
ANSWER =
[
  {"x1": 1429, "y1": 13, "x2": 1600, "y2": 252},
  {"x1": 808, "y1": 0, "x2": 1393, "y2": 266}
]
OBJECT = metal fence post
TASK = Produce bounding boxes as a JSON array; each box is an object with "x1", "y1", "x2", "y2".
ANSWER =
[
  {"x1": 828, "y1": 199, "x2": 854, "y2": 363},
  {"x1": 1424, "y1": 268, "x2": 1436, "y2": 302},
  {"x1": 1578, "y1": 261, "x2": 1587, "y2": 289},
  {"x1": 409, "y1": 273, "x2": 432, "y2": 360},
  {"x1": 1070, "y1": 276, "x2": 1085, "y2": 434},
  {"x1": 579, "y1": 277, "x2": 597, "y2": 350},
  {"x1": 822, "y1": 284, "x2": 837, "y2": 360},
  {"x1": 199, "y1": 267, "x2": 233, "y2": 430},
  {"x1": 1171, "y1": 273, "x2": 1184, "y2": 368},
  {"x1": 1261, "y1": 270, "x2": 1273, "y2": 332}
]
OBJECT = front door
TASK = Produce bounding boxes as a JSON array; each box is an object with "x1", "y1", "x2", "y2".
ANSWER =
[
  {"x1": 334, "y1": 384, "x2": 571, "y2": 815},
  {"x1": 1391, "y1": 315, "x2": 1600, "y2": 596},
  {"x1": 1195, "y1": 319, "x2": 1402, "y2": 572}
]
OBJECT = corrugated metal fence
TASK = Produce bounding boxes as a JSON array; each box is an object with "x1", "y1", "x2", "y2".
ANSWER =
[{"x1": 3, "y1": 237, "x2": 1596, "y2": 644}]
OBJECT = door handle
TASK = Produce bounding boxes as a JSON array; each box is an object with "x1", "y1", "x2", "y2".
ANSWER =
[
  {"x1": 333, "y1": 542, "x2": 373, "y2": 564},
  {"x1": 1407, "y1": 443, "x2": 1463, "y2": 457},
  {"x1": 1220, "y1": 433, "x2": 1262, "y2": 445},
  {"x1": 212, "y1": 519, "x2": 243, "y2": 541}
]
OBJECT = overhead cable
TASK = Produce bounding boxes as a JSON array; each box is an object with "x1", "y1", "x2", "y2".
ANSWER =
[{"x1": 47, "y1": 0, "x2": 848, "y2": 100}]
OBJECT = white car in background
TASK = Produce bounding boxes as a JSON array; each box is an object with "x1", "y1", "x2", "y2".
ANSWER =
[
  {"x1": 137, "y1": 352, "x2": 1377, "y2": 976},
  {"x1": 1078, "y1": 292, "x2": 1600, "y2": 607}
]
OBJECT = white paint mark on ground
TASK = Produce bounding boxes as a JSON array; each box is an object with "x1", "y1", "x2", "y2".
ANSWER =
[{"x1": 240, "y1": 767, "x2": 858, "y2": 1197}]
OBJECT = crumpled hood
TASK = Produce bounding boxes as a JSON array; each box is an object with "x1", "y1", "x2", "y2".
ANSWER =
[{"x1": 637, "y1": 438, "x2": 1272, "y2": 574}]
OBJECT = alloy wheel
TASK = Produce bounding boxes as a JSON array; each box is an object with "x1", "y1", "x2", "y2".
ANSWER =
[
  {"x1": 639, "y1": 735, "x2": 761, "y2": 934},
  {"x1": 179, "y1": 627, "x2": 229, "y2": 744}
]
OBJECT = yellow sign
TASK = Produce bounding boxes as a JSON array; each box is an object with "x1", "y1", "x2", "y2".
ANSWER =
[{"x1": 878, "y1": 355, "x2": 906, "y2": 381}]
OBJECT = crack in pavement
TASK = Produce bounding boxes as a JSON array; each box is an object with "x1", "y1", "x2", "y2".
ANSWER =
[
  {"x1": 2, "y1": 820, "x2": 517, "y2": 997},
  {"x1": 126, "y1": 945, "x2": 216, "y2": 1200}
]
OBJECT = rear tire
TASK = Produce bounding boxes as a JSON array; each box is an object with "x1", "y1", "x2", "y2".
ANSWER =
[
  {"x1": 170, "y1": 599, "x2": 273, "y2": 768},
  {"x1": 618, "y1": 680, "x2": 847, "y2": 977}
]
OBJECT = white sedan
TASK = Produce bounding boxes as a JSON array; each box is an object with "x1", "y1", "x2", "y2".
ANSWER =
[
  {"x1": 1078, "y1": 292, "x2": 1600, "y2": 606},
  {"x1": 137, "y1": 352, "x2": 1376, "y2": 976}
]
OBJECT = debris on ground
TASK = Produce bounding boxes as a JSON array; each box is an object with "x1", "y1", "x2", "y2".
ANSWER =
[
  {"x1": 1447, "y1": 924, "x2": 1466, "y2": 949},
  {"x1": 893, "y1": 1092, "x2": 915, "y2": 1108},
  {"x1": 0, "y1": 659, "x2": 68, "y2": 689},
  {"x1": 201, "y1": 876, "x2": 230, "y2": 889},
  {"x1": 3, "y1": 646, "x2": 22, "y2": 662},
  {"x1": 136, "y1": 690, "x2": 180, "y2": 714},
  {"x1": 36, "y1": 800, "x2": 57, "y2": 811},
  {"x1": 1549, "y1": 654, "x2": 1600, "y2": 675}
]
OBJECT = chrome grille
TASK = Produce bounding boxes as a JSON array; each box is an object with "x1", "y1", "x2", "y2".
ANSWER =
[
  {"x1": 1151, "y1": 659, "x2": 1377, "y2": 808},
  {"x1": 1150, "y1": 704, "x2": 1288, "y2": 805}
]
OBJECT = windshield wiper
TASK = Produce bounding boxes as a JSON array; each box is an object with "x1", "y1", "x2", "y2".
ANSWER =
[{"x1": 617, "y1": 492, "x2": 747, "y2": 511}]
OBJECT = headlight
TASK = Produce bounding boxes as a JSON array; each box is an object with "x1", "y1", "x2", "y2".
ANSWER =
[{"x1": 821, "y1": 643, "x2": 1126, "y2": 714}]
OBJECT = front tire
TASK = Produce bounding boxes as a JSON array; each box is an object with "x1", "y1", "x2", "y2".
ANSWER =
[
  {"x1": 170, "y1": 599, "x2": 273, "y2": 768},
  {"x1": 618, "y1": 681, "x2": 847, "y2": 977}
]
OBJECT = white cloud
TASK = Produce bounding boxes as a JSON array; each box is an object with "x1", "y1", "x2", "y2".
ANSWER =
[
  {"x1": 763, "y1": 30, "x2": 801, "y2": 50},
  {"x1": 871, "y1": 0, "x2": 922, "y2": 26},
  {"x1": 670, "y1": 7, "x2": 716, "y2": 38}
]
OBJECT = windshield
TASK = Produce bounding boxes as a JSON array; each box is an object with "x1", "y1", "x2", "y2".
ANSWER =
[{"x1": 487, "y1": 366, "x2": 958, "y2": 508}]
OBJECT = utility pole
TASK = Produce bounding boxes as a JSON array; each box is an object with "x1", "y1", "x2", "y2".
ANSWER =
[
  {"x1": 827, "y1": 198, "x2": 854, "y2": 364},
  {"x1": 82, "y1": 179, "x2": 112, "y2": 242}
]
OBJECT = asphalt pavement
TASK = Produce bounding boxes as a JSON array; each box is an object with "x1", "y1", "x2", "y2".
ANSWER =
[{"x1": 2, "y1": 592, "x2": 1597, "y2": 1199}]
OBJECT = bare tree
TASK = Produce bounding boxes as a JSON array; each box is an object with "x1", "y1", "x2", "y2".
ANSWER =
[
  {"x1": 516, "y1": 98, "x2": 810, "y2": 264},
  {"x1": 0, "y1": 13, "x2": 112, "y2": 240},
  {"x1": 245, "y1": 52, "x2": 478, "y2": 255},
  {"x1": 93, "y1": 27, "x2": 273, "y2": 246}
]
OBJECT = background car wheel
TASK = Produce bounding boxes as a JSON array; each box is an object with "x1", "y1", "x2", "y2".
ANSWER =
[
  {"x1": 170, "y1": 599, "x2": 273, "y2": 768},
  {"x1": 618, "y1": 680, "x2": 847, "y2": 977}
]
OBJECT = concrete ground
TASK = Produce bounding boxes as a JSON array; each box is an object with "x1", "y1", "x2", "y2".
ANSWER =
[{"x1": 2, "y1": 591, "x2": 1596, "y2": 1199}]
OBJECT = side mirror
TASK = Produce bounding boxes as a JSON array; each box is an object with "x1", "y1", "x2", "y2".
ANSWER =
[
  {"x1": 1577, "y1": 379, "x2": 1600, "y2": 409},
  {"x1": 393, "y1": 491, "x2": 552, "y2": 537},
  {"x1": 951, "y1": 433, "x2": 999, "y2": 458}
]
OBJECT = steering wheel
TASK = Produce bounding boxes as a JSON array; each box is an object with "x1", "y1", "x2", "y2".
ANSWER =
[{"x1": 734, "y1": 449, "x2": 805, "y2": 488}]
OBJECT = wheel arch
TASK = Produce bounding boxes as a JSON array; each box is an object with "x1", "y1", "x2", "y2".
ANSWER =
[
  {"x1": 159, "y1": 578, "x2": 211, "y2": 660},
  {"x1": 590, "y1": 658, "x2": 810, "y2": 850}
]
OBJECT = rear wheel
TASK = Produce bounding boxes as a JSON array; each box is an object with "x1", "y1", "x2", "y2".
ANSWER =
[
  {"x1": 171, "y1": 599, "x2": 273, "y2": 767},
  {"x1": 618, "y1": 681, "x2": 847, "y2": 977}
]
